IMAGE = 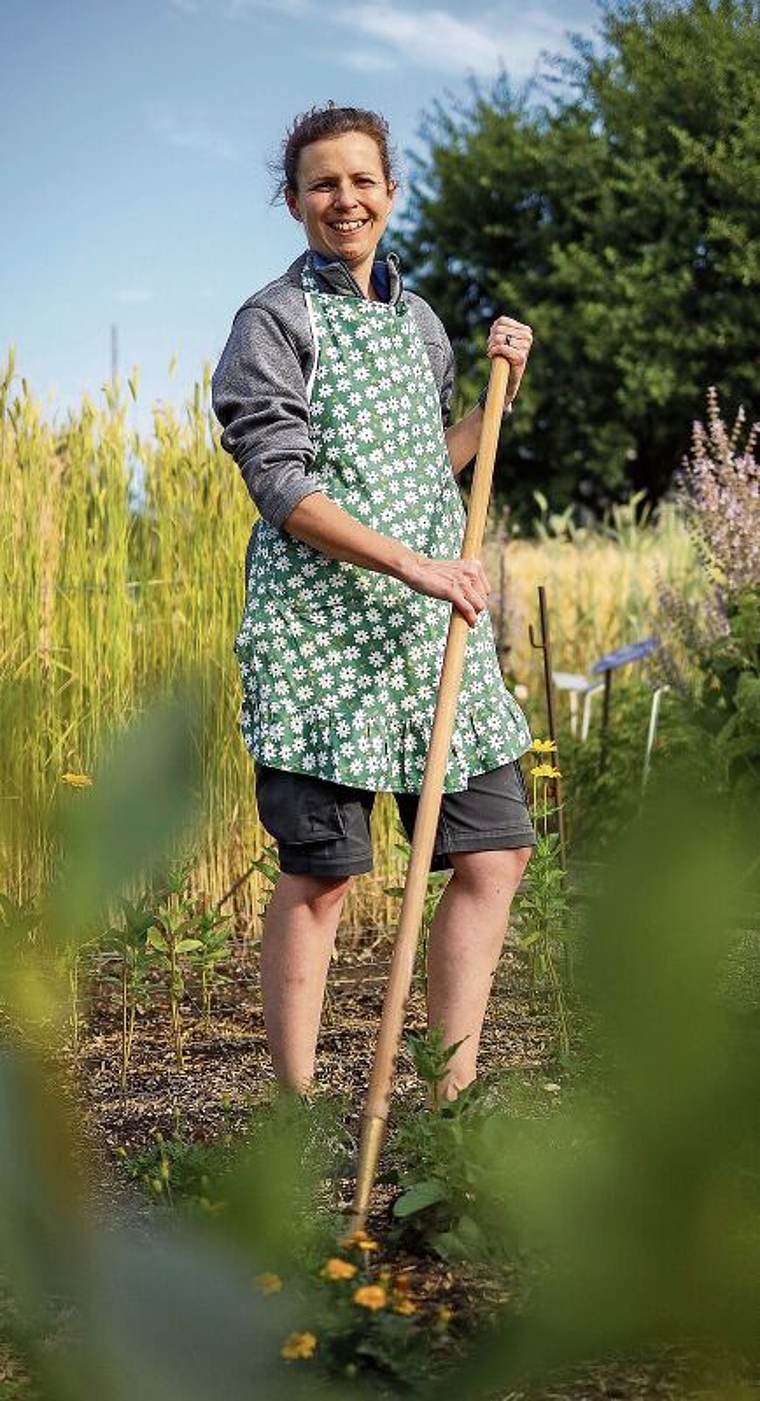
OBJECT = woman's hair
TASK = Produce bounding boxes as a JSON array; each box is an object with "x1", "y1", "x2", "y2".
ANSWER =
[{"x1": 270, "y1": 102, "x2": 398, "y2": 201}]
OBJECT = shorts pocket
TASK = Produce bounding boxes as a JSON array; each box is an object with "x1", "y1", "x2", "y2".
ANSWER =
[{"x1": 255, "y1": 765, "x2": 347, "y2": 846}]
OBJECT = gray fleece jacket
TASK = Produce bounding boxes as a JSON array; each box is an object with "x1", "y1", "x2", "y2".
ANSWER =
[{"x1": 211, "y1": 249, "x2": 456, "y2": 532}]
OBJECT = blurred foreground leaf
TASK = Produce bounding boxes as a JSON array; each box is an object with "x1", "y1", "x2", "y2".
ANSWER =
[
  {"x1": 49, "y1": 682, "x2": 204, "y2": 939},
  {"x1": 430, "y1": 767, "x2": 760, "y2": 1397}
]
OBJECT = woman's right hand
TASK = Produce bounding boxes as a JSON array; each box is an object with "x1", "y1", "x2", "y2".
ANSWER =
[{"x1": 402, "y1": 553, "x2": 492, "y2": 628}]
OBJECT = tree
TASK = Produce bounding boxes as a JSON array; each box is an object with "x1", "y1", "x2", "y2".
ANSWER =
[{"x1": 396, "y1": 1, "x2": 760, "y2": 520}]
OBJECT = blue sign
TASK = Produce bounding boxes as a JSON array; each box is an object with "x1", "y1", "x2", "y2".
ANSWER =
[{"x1": 590, "y1": 637, "x2": 659, "y2": 675}]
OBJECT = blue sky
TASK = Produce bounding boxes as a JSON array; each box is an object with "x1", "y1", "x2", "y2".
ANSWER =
[{"x1": 1, "y1": 0, "x2": 600, "y2": 425}]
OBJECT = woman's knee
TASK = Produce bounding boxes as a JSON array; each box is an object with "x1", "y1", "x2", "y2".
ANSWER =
[
  {"x1": 448, "y1": 845, "x2": 532, "y2": 891},
  {"x1": 278, "y1": 870, "x2": 351, "y2": 913}
]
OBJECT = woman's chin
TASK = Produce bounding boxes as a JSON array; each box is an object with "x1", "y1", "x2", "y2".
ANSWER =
[{"x1": 320, "y1": 233, "x2": 376, "y2": 264}]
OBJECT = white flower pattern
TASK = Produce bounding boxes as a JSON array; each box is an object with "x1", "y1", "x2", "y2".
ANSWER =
[{"x1": 233, "y1": 261, "x2": 532, "y2": 793}]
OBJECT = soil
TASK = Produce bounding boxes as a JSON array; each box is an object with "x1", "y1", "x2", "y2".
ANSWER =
[{"x1": 46, "y1": 922, "x2": 755, "y2": 1401}]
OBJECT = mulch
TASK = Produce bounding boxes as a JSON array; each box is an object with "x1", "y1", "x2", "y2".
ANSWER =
[{"x1": 49, "y1": 923, "x2": 754, "y2": 1401}]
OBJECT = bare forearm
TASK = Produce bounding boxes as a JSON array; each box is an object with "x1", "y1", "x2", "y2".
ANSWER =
[
  {"x1": 282, "y1": 485, "x2": 493, "y2": 627},
  {"x1": 445, "y1": 404, "x2": 485, "y2": 476},
  {"x1": 282, "y1": 491, "x2": 417, "y2": 581}
]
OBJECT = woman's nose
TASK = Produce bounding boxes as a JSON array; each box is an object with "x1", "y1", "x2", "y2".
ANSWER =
[{"x1": 332, "y1": 184, "x2": 359, "y2": 209}]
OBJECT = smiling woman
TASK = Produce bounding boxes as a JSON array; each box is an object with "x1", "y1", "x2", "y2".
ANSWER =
[
  {"x1": 277, "y1": 106, "x2": 397, "y2": 285},
  {"x1": 211, "y1": 101, "x2": 536, "y2": 1104}
]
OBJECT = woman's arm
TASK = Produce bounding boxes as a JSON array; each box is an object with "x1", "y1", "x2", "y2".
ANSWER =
[
  {"x1": 283, "y1": 492, "x2": 491, "y2": 629},
  {"x1": 445, "y1": 314, "x2": 533, "y2": 476},
  {"x1": 445, "y1": 403, "x2": 488, "y2": 477},
  {"x1": 211, "y1": 300, "x2": 324, "y2": 528}
]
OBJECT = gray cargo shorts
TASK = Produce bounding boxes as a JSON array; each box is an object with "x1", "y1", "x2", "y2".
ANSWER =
[{"x1": 253, "y1": 760, "x2": 536, "y2": 879}]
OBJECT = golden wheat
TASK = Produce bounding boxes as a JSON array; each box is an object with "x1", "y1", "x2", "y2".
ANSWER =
[{"x1": 1, "y1": 350, "x2": 693, "y2": 930}]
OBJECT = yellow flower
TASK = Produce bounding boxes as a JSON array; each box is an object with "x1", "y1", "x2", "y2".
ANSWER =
[
  {"x1": 436, "y1": 1305, "x2": 454, "y2": 1328},
  {"x1": 530, "y1": 738, "x2": 557, "y2": 753},
  {"x1": 61, "y1": 772, "x2": 93, "y2": 787},
  {"x1": 320, "y1": 1257, "x2": 357, "y2": 1281},
  {"x1": 530, "y1": 763, "x2": 562, "y2": 779},
  {"x1": 392, "y1": 1296, "x2": 417, "y2": 1316},
  {"x1": 280, "y1": 1331, "x2": 318, "y2": 1361},
  {"x1": 253, "y1": 1272, "x2": 282, "y2": 1295},
  {"x1": 353, "y1": 1284, "x2": 387, "y2": 1311},
  {"x1": 339, "y1": 1229, "x2": 379, "y2": 1252}
]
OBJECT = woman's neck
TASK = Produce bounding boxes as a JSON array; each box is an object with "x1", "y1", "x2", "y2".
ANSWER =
[{"x1": 347, "y1": 253, "x2": 376, "y2": 299}]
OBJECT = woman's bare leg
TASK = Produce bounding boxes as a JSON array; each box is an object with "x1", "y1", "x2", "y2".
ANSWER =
[
  {"x1": 259, "y1": 871, "x2": 351, "y2": 1092},
  {"x1": 425, "y1": 847, "x2": 532, "y2": 1105}
]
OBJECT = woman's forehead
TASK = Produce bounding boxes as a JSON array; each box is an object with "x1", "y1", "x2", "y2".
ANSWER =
[{"x1": 298, "y1": 132, "x2": 384, "y2": 178}]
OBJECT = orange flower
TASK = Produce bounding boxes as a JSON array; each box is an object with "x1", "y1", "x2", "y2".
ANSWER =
[
  {"x1": 339, "y1": 1229, "x2": 379, "y2": 1252},
  {"x1": 353, "y1": 1284, "x2": 387, "y2": 1311},
  {"x1": 320, "y1": 1257, "x2": 357, "y2": 1281},
  {"x1": 392, "y1": 1296, "x2": 417, "y2": 1316},
  {"x1": 252, "y1": 1272, "x2": 282, "y2": 1295},
  {"x1": 280, "y1": 1331, "x2": 317, "y2": 1361}
]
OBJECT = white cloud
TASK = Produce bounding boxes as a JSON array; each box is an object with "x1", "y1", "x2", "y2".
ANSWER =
[
  {"x1": 221, "y1": 1, "x2": 586, "y2": 80},
  {"x1": 335, "y1": 46, "x2": 396, "y2": 72},
  {"x1": 114, "y1": 288, "x2": 153, "y2": 305},
  {"x1": 334, "y1": 4, "x2": 505, "y2": 77},
  {"x1": 224, "y1": 0, "x2": 311, "y2": 16},
  {"x1": 144, "y1": 101, "x2": 240, "y2": 163},
  {"x1": 168, "y1": 0, "x2": 200, "y2": 14}
]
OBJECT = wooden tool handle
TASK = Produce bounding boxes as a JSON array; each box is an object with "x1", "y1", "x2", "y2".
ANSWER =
[{"x1": 364, "y1": 356, "x2": 511, "y2": 1118}]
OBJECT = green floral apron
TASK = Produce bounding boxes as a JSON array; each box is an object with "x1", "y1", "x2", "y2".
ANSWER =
[{"x1": 234, "y1": 256, "x2": 532, "y2": 793}]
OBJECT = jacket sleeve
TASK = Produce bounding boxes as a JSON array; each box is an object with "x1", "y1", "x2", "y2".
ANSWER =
[
  {"x1": 439, "y1": 342, "x2": 455, "y2": 428},
  {"x1": 404, "y1": 292, "x2": 456, "y2": 428},
  {"x1": 211, "y1": 304, "x2": 324, "y2": 530}
]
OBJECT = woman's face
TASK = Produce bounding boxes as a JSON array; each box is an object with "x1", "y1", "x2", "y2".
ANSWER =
[{"x1": 286, "y1": 131, "x2": 395, "y2": 268}]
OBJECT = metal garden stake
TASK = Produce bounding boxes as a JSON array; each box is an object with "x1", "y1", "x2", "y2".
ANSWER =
[{"x1": 528, "y1": 584, "x2": 566, "y2": 867}]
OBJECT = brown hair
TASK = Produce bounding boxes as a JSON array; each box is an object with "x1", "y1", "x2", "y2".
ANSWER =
[{"x1": 271, "y1": 102, "x2": 398, "y2": 201}]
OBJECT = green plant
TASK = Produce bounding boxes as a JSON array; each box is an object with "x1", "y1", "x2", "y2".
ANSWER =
[
  {"x1": 100, "y1": 894, "x2": 158, "y2": 1093},
  {"x1": 116, "y1": 1115, "x2": 231, "y2": 1214},
  {"x1": 511, "y1": 753, "x2": 573, "y2": 1058},
  {"x1": 694, "y1": 588, "x2": 760, "y2": 799},
  {"x1": 512, "y1": 829, "x2": 572, "y2": 1060},
  {"x1": 382, "y1": 1029, "x2": 527, "y2": 1268},
  {"x1": 184, "y1": 892, "x2": 234, "y2": 1032},
  {"x1": 248, "y1": 843, "x2": 281, "y2": 928},
  {"x1": 145, "y1": 855, "x2": 203, "y2": 1070}
]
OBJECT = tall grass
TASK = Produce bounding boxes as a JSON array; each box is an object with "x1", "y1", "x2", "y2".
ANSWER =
[{"x1": 1, "y1": 350, "x2": 693, "y2": 926}]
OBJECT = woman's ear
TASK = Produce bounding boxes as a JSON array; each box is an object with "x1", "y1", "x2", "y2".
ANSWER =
[{"x1": 285, "y1": 187, "x2": 302, "y2": 222}]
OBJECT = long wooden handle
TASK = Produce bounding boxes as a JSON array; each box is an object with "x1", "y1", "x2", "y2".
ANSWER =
[{"x1": 348, "y1": 355, "x2": 515, "y2": 1231}]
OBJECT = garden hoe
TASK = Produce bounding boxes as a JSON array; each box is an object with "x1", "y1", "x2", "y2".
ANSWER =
[{"x1": 346, "y1": 352, "x2": 518, "y2": 1235}]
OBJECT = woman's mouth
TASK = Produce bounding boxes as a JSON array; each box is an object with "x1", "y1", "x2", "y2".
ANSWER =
[{"x1": 329, "y1": 219, "x2": 369, "y2": 235}]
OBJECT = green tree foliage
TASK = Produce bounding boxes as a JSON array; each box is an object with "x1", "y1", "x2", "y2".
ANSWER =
[{"x1": 396, "y1": 1, "x2": 760, "y2": 518}]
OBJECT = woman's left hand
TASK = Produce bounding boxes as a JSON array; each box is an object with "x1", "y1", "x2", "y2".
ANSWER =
[{"x1": 487, "y1": 315, "x2": 533, "y2": 404}]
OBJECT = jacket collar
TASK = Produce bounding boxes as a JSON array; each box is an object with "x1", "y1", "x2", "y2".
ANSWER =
[{"x1": 288, "y1": 249, "x2": 402, "y2": 304}]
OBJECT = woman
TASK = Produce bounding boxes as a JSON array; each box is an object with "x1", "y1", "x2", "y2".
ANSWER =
[{"x1": 212, "y1": 104, "x2": 536, "y2": 1104}]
